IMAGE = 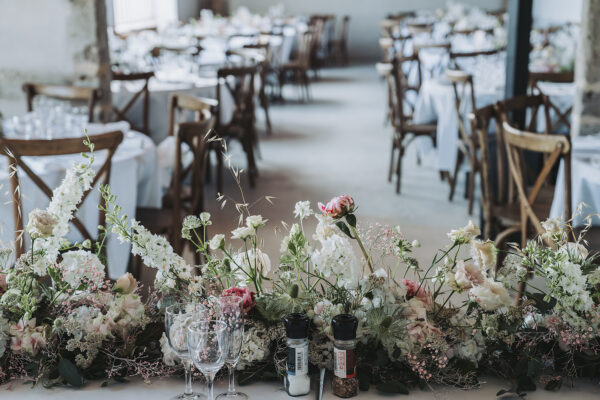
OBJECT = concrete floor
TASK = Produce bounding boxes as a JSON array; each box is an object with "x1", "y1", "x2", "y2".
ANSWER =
[
  {"x1": 141, "y1": 64, "x2": 475, "y2": 285},
  {"x1": 206, "y1": 64, "x2": 471, "y2": 258}
]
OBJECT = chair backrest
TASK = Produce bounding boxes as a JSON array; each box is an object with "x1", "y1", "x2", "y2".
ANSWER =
[
  {"x1": 0, "y1": 131, "x2": 124, "y2": 258},
  {"x1": 338, "y1": 16, "x2": 350, "y2": 43},
  {"x1": 390, "y1": 54, "x2": 422, "y2": 127},
  {"x1": 111, "y1": 71, "x2": 154, "y2": 135},
  {"x1": 446, "y1": 69, "x2": 476, "y2": 147},
  {"x1": 469, "y1": 105, "x2": 505, "y2": 238},
  {"x1": 22, "y1": 83, "x2": 101, "y2": 123},
  {"x1": 296, "y1": 30, "x2": 315, "y2": 70},
  {"x1": 496, "y1": 94, "x2": 552, "y2": 135},
  {"x1": 449, "y1": 47, "x2": 504, "y2": 70},
  {"x1": 406, "y1": 22, "x2": 434, "y2": 36},
  {"x1": 413, "y1": 42, "x2": 451, "y2": 78},
  {"x1": 502, "y1": 121, "x2": 571, "y2": 247},
  {"x1": 216, "y1": 65, "x2": 256, "y2": 131},
  {"x1": 168, "y1": 93, "x2": 218, "y2": 138},
  {"x1": 528, "y1": 71, "x2": 574, "y2": 133}
]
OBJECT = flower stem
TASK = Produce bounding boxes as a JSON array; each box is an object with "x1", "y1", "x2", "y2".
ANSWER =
[{"x1": 350, "y1": 226, "x2": 373, "y2": 273}]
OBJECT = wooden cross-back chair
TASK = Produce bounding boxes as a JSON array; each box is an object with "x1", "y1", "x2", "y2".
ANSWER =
[
  {"x1": 242, "y1": 43, "x2": 273, "y2": 135},
  {"x1": 503, "y1": 121, "x2": 572, "y2": 305},
  {"x1": 446, "y1": 69, "x2": 478, "y2": 214},
  {"x1": 111, "y1": 71, "x2": 154, "y2": 135},
  {"x1": 279, "y1": 30, "x2": 314, "y2": 102},
  {"x1": 0, "y1": 131, "x2": 124, "y2": 258},
  {"x1": 329, "y1": 15, "x2": 350, "y2": 66},
  {"x1": 22, "y1": 83, "x2": 101, "y2": 122},
  {"x1": 469, "y1": 105, "x2": 522, "y2": 251},
  {"x1": 389, "y1": 54, "x2": 437, "y2": 194},
  {"x1": 216, "y1": 65, "x2": 259, "y2": 188},
  {"x1": 528, "y1": 71, "x2": 574, "y2": 133},
  {"x1": 503, "y1": 121, "x2": 572, "y2": 247}
]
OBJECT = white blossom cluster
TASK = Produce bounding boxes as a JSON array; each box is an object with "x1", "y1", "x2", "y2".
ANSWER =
[
  {"x1": 311, "y1": 234, "x2": 361, "y2": 289},
  {"x1": 59, "y1": 250, "x2": 106, "y2": 289}
]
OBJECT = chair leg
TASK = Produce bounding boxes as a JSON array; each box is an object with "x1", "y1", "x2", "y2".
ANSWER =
[
  {"x1": 467, "y1": 163, "x2": 476, "y2": 215},
  {"x1": 448, "y1": 152, "x2": 463, "y2": 201},
  {"x1": 395, "y1": 146, "x2": 404, "y2": 194},
  {"x1": 261, "y1": 93, "x2": 272, "y2": 135},
  {"x1": 388, "y1": 140, "x2": 397, "y2": 182}
]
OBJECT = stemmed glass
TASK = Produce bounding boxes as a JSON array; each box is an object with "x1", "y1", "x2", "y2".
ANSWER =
[
  {"x1": 165, "y1": 303, "x2": 207, "y2": 399},
  {"x1": 216, "y1": 296, "x2": 246, "y2": 400},
  {"x1": 188, "y1": 320, "x2": 229, "y2": 400}
]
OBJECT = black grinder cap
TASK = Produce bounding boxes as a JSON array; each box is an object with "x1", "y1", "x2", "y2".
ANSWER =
[
  {"x1": 331, "y1": 314, "x2": 358, "y2": 340},
  {"x1": 284, "y1": 313, "x2": 310, "y2": 339}
]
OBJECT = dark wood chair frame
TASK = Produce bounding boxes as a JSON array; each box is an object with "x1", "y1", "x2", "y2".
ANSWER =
[
  {"x1": 111, "y1": 71, "x2": 154, "y2": 135},
  {"x1": 22, "y1": 83, "x2": 101, "y2": 123},
  {"x1": 0, "y1": 131, "x2": 124, "y2": 258}
]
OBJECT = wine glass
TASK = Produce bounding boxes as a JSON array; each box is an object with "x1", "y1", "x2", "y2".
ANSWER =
[
  {"x1": 165, "y1": 303, "x2": 207, "y2": 399},
  {"x1": 188, "y1": 320, "x2": 229, "y2": 400},
  {"x1": 216, "y1": 296, "x2": 246, "y2": 400}
]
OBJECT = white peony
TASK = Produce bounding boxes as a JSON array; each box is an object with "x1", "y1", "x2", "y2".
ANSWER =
[
  {"x1": 455, "y1": 260, "x2": 485, "y2": 290},
  {"x1": 59, "y1": 250, "x2": 106, "y2": 289},
  {"x1": 469, "y1": 280, "x2": 511, "y2": 311}
]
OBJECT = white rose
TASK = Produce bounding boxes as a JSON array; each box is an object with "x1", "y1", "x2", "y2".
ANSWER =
[
  {"x1": 231, "y1": 226, "x2": 254, "y2": 240},
  {"x1": 245, "y1": 215, "x2": 267, "y2": 230},
  {"x1": 470, "y1": 240, "x2": 497, "y2": 270},
  {"x1": 26, "y1": 209, "x2": 57, "y2": 239},
  {"x1": 469, "y1": 280, "x2": 511, "y2": 311},
  {"x1": 114, "y1": 272, "x2": 138, "y2": 294},
  {"x1": 209, "y1": 234, "x2": 225, "y2": 251}
]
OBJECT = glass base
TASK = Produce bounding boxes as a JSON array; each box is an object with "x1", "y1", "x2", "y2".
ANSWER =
[
  {"x1": 171, "y1": 392, "x2": 206, "y2": 400},
  {"x1": 215, "y1": 392, "x2": 248, "y2": 400}
]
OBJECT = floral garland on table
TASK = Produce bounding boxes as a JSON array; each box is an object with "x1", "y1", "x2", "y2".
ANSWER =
[{"x1": 0, "y1": 148, "x2": 599, "y2": 396}]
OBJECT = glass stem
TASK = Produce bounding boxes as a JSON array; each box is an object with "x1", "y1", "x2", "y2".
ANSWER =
[
  {"x1": 207, "y1": 375, "x2": 215, "y2": 400},
  {"x1": 183, "y1": 358, "x2": 193, "y2": 396},
  {"x1": 228, "y1": 363, "x2": 236, "y2": 395}
]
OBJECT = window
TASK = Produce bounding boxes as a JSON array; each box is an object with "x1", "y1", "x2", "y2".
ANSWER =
[{"x1": 111, "y1": 0, "x2": 178, "y2": 34}]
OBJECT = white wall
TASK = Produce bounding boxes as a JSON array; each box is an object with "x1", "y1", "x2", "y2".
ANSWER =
[
  {"x1": 533, "y1": 0, "x2": 582, "y2": 26},
  {"x1": 0, "y1": 0, "x2": 106, "y2": 117},
  {"x1": 228, "y1": 0, "x2": 503, "y2": 60}
]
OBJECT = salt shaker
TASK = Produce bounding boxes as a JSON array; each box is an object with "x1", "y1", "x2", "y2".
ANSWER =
[
  {"x1": 331, "y1": 314, "x2": 359, "y2": 398},
  {"x1": 284, "y1": 313, "x2": 310, "y2": 396}
]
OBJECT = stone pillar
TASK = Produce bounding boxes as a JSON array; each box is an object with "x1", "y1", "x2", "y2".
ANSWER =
[{"x1": 571, "y1": 0, "x2": 600, "y2": 136}]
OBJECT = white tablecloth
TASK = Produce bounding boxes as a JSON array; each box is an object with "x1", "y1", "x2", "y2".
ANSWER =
[
  {"x1": 0, "y1": 125, "x2": 161, "y2": 278},
  {"x1": 112, "y1": 76, "x2": 233, "y2": 144},
  {"x1": 2, "y1": 376, "x2": 599, "y2": 400},
  {"x1": 550, "y1": 135, "x2": 600, "y2": 226}
]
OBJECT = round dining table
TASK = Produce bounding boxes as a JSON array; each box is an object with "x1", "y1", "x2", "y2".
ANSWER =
[{"x1": 0, "y1": 122, "x2": 161, "y2": 279}]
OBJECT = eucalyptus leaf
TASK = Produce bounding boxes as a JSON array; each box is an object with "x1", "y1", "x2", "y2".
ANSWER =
[{"x1": 58, "y1": 358, "x2": 83, "y2": 387}]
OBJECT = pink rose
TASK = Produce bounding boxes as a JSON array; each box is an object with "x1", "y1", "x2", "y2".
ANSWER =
[
  {"x1": 402, "y1": 279, "x2": 431, "y2": 306},
  {"x1": 318, "y1": 195, "x2": 355, "y2": 219},
  {"x1": 222, "y1": 286, "x2": 256, "y2": 313}
]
